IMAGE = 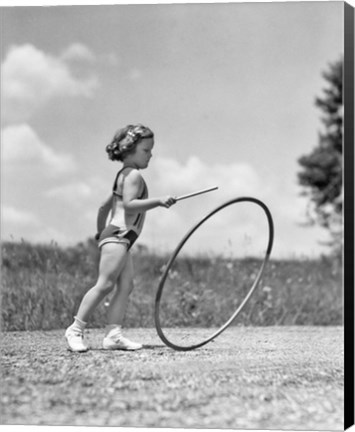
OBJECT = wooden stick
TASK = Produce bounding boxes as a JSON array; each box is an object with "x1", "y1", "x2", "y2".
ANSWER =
[{"x1": 176, "y1": 186, "x2": 218, "y2": 201}]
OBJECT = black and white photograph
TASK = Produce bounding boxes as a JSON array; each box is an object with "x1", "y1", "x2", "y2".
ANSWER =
[{"x1": 1, "y1": 0, "x2": 354, "y2": 430}]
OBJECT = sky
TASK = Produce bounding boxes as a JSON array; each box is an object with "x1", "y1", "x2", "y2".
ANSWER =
[{"x1": 1, "y1": 0, "x2": 344, "y2": 258}]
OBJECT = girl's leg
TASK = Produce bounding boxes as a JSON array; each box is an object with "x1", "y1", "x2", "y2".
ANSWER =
[
  {"x1": 75, "y1": 242, "x2": 128, "y2": 323},
  {"x1": 103, "y1": 253, "x2": 142, "y2": 350},
  {"x1": 106, "y1": 251, "x2": 134, "y2": 326},
  {"x1": 65, "y1": 242, "x2": 128, "y2": 352}
]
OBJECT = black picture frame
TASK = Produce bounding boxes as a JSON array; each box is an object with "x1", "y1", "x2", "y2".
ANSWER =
[{"x1": 344, "y1": 2, "x2": 354, "y2": 429}]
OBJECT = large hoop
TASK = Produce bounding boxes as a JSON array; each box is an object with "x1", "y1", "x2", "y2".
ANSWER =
[{"x1": 154, "y1": 197, "x2": 274, "y2": 351}]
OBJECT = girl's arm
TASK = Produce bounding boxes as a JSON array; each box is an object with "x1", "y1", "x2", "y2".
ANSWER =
[{"x1": 123, "y1": 169, "x2": 176, "y2": 213}]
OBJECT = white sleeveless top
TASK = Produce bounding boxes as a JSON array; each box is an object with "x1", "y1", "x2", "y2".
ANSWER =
[{"x1": 110, "y1": 166, "x2": 148, "y2": 239}]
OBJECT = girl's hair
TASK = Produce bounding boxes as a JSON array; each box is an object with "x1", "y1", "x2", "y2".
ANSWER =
[{"x1": 106, "y1": 124, "x2": 154, "y2": 161}]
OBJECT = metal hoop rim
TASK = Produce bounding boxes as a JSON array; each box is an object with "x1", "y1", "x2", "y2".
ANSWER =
[{"x1": 154, "y1": 197, "x2": 274, "y2": 351}]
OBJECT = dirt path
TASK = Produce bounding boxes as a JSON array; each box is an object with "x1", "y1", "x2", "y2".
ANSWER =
[{"x1": 1, "y1": 326, "x2": 343, "y2": 429}]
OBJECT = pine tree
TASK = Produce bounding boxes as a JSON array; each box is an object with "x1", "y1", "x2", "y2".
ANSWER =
[{"x1": 298, "y1": 58, "x2": 343, "y2": 253}]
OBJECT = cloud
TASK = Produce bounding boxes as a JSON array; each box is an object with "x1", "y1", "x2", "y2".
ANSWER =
[
  {"x1": 105, "y1": 53, "x2": 119, "y2": 66},
  {"x1": 2, "y1": 205, "x2": 39, "y2": 227},
  {"x1": 60, "y1": 43, "x2": 96, "y2": 62},
  {"x1": 1, "y1": 206, "x2": 72, "y2": 244},
  {"x1": 278, "y1": 193, "x2": 311, "y2": 225},
  {"x1": 2, "y1": 124, "x2": 76, "y2": 175},
  {"x1": 61, "y1": 44, "x2": 118, "y2": 66},
  {"x1": 45, "y1": 182, "x2": 93, "y2": 201},
  {"x1": 44, "y1": 173, "x2": 111, "y2": 205},
  {"x1": 34, "y1": 226, "x2": 72, "y2": 245},
  {"x1": 1, "y1": 148, "x2": 326, "y2": 257},
  {"x1": 138, "y1": 155, "x2": 326, "y2": 258},
  {"x1": 148, "y1": 155, "x2": 262, "y2": 199},
  {"x1": 140, "y1": 156, "x2": 271, "y2": 256},
  {"x1": 2, "y1": 44, "x2": 99, "y2": 123},
  {"x1": 128, "y1": 68, "x2": 142, "y2": 80}
]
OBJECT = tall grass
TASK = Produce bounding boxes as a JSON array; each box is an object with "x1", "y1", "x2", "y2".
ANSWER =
[{"x1": 0, "y1": 240, "x2": 343, "y2": 331}]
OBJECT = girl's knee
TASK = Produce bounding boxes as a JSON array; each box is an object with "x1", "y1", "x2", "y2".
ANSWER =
[{"x1": 95, "y1": 279, "x2": 116, "y2": 296}]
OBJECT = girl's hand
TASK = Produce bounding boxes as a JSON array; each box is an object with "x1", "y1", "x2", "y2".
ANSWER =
[{"x1": 159, "y1": 196, "x2": 177, "y2": 208}]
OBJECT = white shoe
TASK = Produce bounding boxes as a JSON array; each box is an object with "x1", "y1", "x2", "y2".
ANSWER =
[
  {"x1": 65, "y1": 327, "x2": 88, "y2": 352},
  {"x1": 102, "y1": 334, "x2": 143, "y2": 351}
]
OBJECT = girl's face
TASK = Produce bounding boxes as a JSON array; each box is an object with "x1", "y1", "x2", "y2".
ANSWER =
[{"x1": 125, "y1": 137, "x2": 154, "y2": 169}]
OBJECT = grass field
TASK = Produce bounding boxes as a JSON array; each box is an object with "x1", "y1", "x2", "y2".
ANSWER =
[
  {"x1": 1, "y1": 326, "x2": 344, "y2": 429},
  {"x1": 1, "y1": 240, "x2": 343, "y2": 330}
]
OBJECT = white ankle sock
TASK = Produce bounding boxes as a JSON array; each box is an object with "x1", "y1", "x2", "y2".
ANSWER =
[{"x1": 71, "y1": 316, "x2": 87, "y2": 332}]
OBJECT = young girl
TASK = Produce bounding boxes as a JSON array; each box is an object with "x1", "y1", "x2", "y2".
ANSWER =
[{"x1": 65, "y1": 124, "x2": 176, "y2": 352}]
